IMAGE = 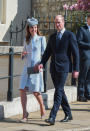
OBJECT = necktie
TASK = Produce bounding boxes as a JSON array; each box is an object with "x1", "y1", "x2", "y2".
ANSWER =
[
  {"x1": 87, "y1": 25, "x2": 90, "y2": 32},
  {"x1": 56, "y1": 32, "x2": 61, "y2": 48},
  {"x1": 57, "y1": 32, "x2": 62, "y2": 39},
  {"x1": 89, "y1": 27, "x2": 90, "y2": 32}
]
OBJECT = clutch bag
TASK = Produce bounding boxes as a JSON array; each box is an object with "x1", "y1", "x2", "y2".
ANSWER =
[{"x1": 27, "y1": 67, "x2": 39, "y2": 74}]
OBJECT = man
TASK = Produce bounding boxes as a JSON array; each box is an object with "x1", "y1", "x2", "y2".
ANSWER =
[
  {"x1": 35, "y1": 15, "x2": 79, "y2": 125},
  {"x1": 77, "y1": 14, "x2": 90, "y2": 102}
]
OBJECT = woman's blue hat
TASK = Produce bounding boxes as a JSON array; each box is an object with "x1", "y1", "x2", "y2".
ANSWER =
[{"x1": 27, "y1": 17, "x2": 38, "y2": 27}]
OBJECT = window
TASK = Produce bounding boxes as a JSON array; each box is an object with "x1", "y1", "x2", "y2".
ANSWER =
[{"x1": 0, "y1": 0, "x2": 6, "y2": 24}]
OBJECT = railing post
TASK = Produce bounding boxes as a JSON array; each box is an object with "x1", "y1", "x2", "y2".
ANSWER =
[
  {"x1": 64, "y1": 9, "x2": 67, "y2": 27},
  {"x1": 7, "y1": 47, "x2": 14, "y2": 101},
  {"x1": 21, "y1": 20, "x2": 24, "y2": 45},
  {"x1": 10, "y1": 21, "x2": 13, "y2": 46},
  {"x1": 31, "y1": 0, "x2": 33, "y2": 17}
]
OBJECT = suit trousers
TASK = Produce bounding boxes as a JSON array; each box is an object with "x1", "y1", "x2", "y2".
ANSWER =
[
  {"x1": 78, "y1": 59, "x2": 90, "y2": 98},
  {"x1": 49, "y1": 71, "x2": 71, "y2": 119}
]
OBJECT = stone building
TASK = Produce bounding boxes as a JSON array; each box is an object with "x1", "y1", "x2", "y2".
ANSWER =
[
  {"x1": 0, "y1": 0, "x2": 76, "y2": 46},
  {"x1": 0, "y1": 0, "x2": 31, "y2": 46}
]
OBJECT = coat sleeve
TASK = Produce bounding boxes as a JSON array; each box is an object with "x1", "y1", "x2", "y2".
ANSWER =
[
  {"x1": 23, "y1": 39, "x2": 27, "y2": 52},
  {"x1": 69, "y1": 32, "x2": 79, "y2": 72},
  {"x1": 41, "y1": 36, "x2": 52, "y2": 66},
  {"x1": 21, "y1": 39, "x2": 27, "y2": 60},
  {"x1": 41, "y1": 36, "x2": 47, "y2": 55},
  {"x1": 76, "y1": 27, "x2": 90, "y2": 49}
]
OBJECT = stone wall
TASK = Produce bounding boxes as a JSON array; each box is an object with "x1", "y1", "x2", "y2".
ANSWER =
[{"x1": 32, "y1": 0, "x2": 76, "y2": 17}]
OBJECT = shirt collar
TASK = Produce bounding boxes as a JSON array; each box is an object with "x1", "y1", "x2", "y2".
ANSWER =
[
  {"x1": 57, "y1": 28, "x2": 65, "y2": 34},
  {"x1": 87, "y1": 24, "x2": 90, "y2": 30}
]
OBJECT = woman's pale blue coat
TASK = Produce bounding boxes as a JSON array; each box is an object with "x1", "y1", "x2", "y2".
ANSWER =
[{"x1": 19, "y1": 34, "x2": 46, "y2": 92}]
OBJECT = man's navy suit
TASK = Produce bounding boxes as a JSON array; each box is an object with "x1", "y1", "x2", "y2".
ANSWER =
[
  {"x1": 76, "y1": 25, "x2": 90, "y2": 99},
  {"x1": 41, "y1": 30, "x2": 79, "y2": 119}
]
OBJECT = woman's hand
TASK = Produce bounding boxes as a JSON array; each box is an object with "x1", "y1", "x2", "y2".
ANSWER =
[
  {"x1": 21, "y1": 51, "x2": 28, "y2": 59},
  {"x1": 34, "y1": 64, "x2": 43, "y2": 72},
  {"x1": 72, "y1": 71, "x2": 79, "y2": 78}
]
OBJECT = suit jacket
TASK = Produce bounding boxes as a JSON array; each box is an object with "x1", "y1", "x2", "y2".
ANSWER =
[
  {"x1": 41, "y1": 30, "x2": 79, "y2": 73},
  {"x1": 76, "y1": 25, "x2": 90, "y2": 60}
]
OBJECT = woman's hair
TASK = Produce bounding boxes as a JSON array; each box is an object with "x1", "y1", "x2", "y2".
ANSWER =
[{"x1": 26, "y1": 25, "x2": 42, "y2": 44}]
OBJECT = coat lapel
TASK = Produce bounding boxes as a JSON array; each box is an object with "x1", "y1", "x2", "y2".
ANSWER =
[
  {"x1": 53, "y1": 32, "x2": 57, "y2": 49},
  {"x1": 84, "y1": 25, "x2": 90, "y2": 41}
]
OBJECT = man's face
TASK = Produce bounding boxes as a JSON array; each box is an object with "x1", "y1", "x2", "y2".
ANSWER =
[
  {"x1": 55, "y1": 16, "x2": 64, "y2": 32},
  {"x1": 87, "y1": 17, "x2": 90, "y2": 26}
]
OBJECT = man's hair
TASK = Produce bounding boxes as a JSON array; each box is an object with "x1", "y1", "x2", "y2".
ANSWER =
[{"x1": 55, "y1": 15, "x2": 64, "y2": 21}]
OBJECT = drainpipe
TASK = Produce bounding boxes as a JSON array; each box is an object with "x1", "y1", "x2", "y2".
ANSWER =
[{"x1": 31, "y1": 0, "x2": 33, "y2": 17}]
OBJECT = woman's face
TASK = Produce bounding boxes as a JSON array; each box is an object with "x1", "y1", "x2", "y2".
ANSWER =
[{"x1": 29, "y1": 25, "x2": 37, "y2": 36}]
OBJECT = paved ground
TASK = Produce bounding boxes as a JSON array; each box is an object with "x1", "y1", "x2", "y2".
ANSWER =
[{"x1": 0, "y1": 101, "x2": 90, "y2": 131}]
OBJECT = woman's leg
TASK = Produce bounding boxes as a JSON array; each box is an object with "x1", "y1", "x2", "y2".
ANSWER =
[
  {"x1": 20, "y1": 88, "x2": 28, "y2": 119},
  {"x1": 33, "y1": 92, "x2": 46, "y2": 117}
]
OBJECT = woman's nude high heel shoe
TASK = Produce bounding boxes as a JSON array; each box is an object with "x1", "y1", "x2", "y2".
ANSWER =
[
  {"x1": 41, "y1": 106, "x2": 46, "y2": 119},
  {"x1": 41, "y1": 113, "x2": 46, "y2": 119},
  {"x1": 20, "y1": 112, "x2": 29, "y2": 123},
  {"x1": 41, "y1": 110, "x2": 46, "y2": 119}
]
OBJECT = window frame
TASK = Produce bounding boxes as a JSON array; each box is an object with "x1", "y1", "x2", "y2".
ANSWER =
[{"x1": 0, "y1": 0, "x2": 6, "y2": 24}]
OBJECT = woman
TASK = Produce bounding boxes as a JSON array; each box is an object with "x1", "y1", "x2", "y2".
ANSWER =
[{"x1": 19, "y1": 17, "x2": 46, "y2": 122}]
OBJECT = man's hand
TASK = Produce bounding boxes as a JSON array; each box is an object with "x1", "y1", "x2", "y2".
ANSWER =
[
  {"x1": 72, "y1": 71, "x2": 79, "y2": 78},
  {"x1": 34, "y1": 64, "x2": 43, "y2": 72}
]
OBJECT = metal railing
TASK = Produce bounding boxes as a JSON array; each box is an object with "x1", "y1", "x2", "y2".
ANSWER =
[
  {"x1": 9, "y1": 10, "x2": 89, "y2": 46},
  {"x1": 0, "y1": 48, "x2": 47, "y2": 101},
  {"x1": 9, "y1": 19, "x2": 27, "y2": 46},
  {"x1": 0, "y1": 49, "x2": 21, "y2": 101}
]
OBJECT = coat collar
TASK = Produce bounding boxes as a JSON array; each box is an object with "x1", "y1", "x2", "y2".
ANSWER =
[
  {"x1": 84, "y1": 24, "x2": 89, "y2": 29},
  {"x1": 54, "y1": 29, "x2": 66, "y2": 40},
  {"x1": 31, "y1": 34, "x2": 40, "y2": 43},
  {"x1": 84, "y1": 24, "x2": 90, "y2": 34}
]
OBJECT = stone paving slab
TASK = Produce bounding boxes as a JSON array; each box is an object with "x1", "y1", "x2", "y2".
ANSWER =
[{"x1": 0, "y1": 101, "x2": 90, "y2": 131}]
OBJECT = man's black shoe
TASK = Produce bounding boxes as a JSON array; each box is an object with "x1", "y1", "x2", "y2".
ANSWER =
[
  {"x1": 77, "y1": 96, "x2": 87, "y2": 102},
  {"x1": 60, "y1": 115, "x2": 73, "y2": 122},
  {"x1": 86, "y1": 96, "x2": 90, "y2": 100},
  {"x1": 45, "y1": 117, "x2": 55, "y2": 125}
]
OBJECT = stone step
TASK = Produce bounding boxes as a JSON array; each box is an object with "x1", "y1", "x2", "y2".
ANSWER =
[{"x1": 0, "y1": 86, "x2": 77, "y2": 119}]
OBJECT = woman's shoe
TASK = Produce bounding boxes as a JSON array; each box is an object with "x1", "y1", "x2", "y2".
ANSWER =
[
  {"x1": 41, "y1": 110, "x2": 46, "y2": 119},
  {"x1": 41, "y1": 106, "x2": 46, "y2": 119},
  {"x1": 20, "y1": 118, "x2": 28, "y2": 123},
  {"x1": 41, "y1": 114, "x2": 46, "y2": 119},
  {"x1": 20, "y1": 112, "x2": 29, "y2": 123}
]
